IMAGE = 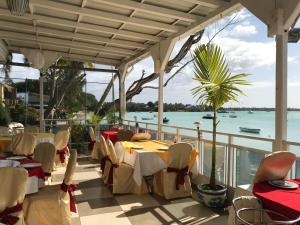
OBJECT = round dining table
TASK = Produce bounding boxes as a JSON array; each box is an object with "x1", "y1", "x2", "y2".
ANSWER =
[
  {"x1": 0, "y1": 156, "x2": 45, "y2": 194},
  {"x1": 102, "y1": 131, "x2": 118, "y2": 144}
]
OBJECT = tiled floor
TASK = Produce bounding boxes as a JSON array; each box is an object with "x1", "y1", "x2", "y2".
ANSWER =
[{"x1": 53, "y1": 155, "x2": 229, "y2": 225}]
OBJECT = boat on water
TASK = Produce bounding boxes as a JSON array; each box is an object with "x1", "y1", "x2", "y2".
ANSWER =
[
  {"x1": 141, "y1": 117, "x2": 153, "y2": 120},
  {"x1": 218, "y1": 109, "x2": 228, "y2": 113},
  {"x1": 239, "y1": 127, "x2": 261, "y2": 134},
  {"x1": 163, "y1": 117, "x2": 169, "y2": 123},
  {"x1": 229, "y1": 115, "x2": 237, "y2": 118},
  {"x1": 248, "y1": 111, "x2": 254, "y2": 114},
  {"x1": 202, "y1": 114, "x2": 214, "y2": 119}
]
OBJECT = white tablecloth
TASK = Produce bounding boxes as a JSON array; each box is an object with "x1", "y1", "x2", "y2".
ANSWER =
[
  {"x1": 115, "y1": 142, "x2": 199, "y2": 186},
  {"x1": 26, "y1": 176, "x2": 45, "y2": 194}
]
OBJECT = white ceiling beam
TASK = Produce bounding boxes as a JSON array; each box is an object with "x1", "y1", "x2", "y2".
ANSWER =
[
  {"x1": 123, "y1": 1, "x2": 241, "y2": 65},
  {"x1": 181, "y1": 0, "x2": 229, "y2": 8},
  {"x1": 30, "y1": 0, "x2": 180, "y2": 32},
  {"x1": 92, "y1": 0, "x2": 202, "y2": 22},
  {"x1": 0, "y1": 30, "x2": 136, "y2": 56},
  {"x1": 0, "y1": 9, "x2": 161, "y2": 42},
  {"x1": 7, "y1": 46, "x2": 121, "y2": 65}
]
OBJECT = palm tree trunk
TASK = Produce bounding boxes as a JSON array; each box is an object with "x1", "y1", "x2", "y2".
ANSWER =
[{"x1": 210, "y1": 110, "x2": 217, "y2": 189}]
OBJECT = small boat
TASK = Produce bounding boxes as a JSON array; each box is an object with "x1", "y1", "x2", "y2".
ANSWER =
[
  {"x1": 239, "y1": 127, "x2": 261, "y2": 134},
  {"x1": 218, "y1": 109, "x2": 228, "y2": 113},
  {"x1": 163, "y1": 117, "x2": 169, "y2": 123},
  {"x1": 141, "y1": 117, "x2": 153, "y2": 120},
  {"x1": 229, "y1": 115, "x2": 237, "y2": 118},
  {"x1": 248, "y1": 111, "x2": 254, "y2": 114},
  {"x1": 202, "y1": 114, "x2": 214, "y2": 119}
]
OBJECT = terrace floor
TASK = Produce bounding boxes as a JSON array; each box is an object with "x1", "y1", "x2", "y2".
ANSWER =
[{"x1": 52, "y1": 154, "x2": 229, "y2": 225}]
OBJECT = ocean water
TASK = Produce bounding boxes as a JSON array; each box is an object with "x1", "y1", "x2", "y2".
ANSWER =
[{"x1": 125, "y1": 111, "x2": 300, "y2": 155}]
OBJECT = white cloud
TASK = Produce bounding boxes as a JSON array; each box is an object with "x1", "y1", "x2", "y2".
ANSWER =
[{"x1": 231, "y1": 24, "x2": 257, "y2": 37}]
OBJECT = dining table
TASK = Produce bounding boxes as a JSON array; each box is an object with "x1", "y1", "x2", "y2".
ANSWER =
[
  {"x1": 253, "y1": 179, "x2": 300, "y2": 221},
  {"x1": 102, "y1": 131, "x2": 118, "y2": 144},
  {"x1": 114, "y1": 140, "x2": 199, "y2": 186},
  {"x1": 0, "y1": 156, "x2": 45, "y2": 194}
]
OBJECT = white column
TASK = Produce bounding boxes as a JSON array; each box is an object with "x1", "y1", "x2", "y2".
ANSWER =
[
  {"x1": 155, "y1": 60, "x2": 164, "y2": 139},
  {"x1": 119, "y1": 64, "x2": 128, "y2": 125},
  {"x1": 39, "y1": 73, "x2": 45, "y2": 132},
  {"x1": 274, "y1": 32, "x2": 288, "y2": 151}
]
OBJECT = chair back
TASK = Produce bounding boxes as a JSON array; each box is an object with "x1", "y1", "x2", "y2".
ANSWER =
[
  {"x1": 88, "y1": 127, "x2": 96, "y2": 141},
  {"x1": 130, "y1": 133, "x2": 151, "y2": 142},
  {"x1": 168, "y1": 143, "x2": 193, "y2": 169},
  {"x1": 54, "y1": 129, "x2": 70, "y2": 150},
  {"x1": 11, "y1": 133, "x2": 36, "y2": 156},
  {"x1": 63, "y1": 149, "x2": 77, "y2": 185},
  {"x1": 253, "y1": 151, "x2": 296, "y2": 184},
  {"x1": 0, "y1": 167, "x2": 28, "y2": 213},
  {"x1": 99, "y1": 135, "x2": 109, "y2": 157},
  {"x1": 106, "y1": 139, "x2": 118, "y2": 164},
  {"x1": 34, "y1": 143, "x2": 56, "y2": 174},
  {"x1": 117, "y1": 129, "x2": 134, "y2": 141}
]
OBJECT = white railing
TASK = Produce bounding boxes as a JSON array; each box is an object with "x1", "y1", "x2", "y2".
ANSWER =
[{"x1": 123, "y1": 119, "x2": 300, "y2": 187}]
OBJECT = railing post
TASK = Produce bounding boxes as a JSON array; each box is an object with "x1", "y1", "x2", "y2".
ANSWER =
[
  {"x1": 227, "y1": 135, "x2": 234, "y2": 187},
  {"x1": 176, "y1": 127, "x2": 180, "y2": 142}
]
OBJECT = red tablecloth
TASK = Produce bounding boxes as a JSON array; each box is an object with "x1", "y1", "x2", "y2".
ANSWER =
[
  {"x1": 0, "y1": 157, "x2": 45, "y2": 180},
  {"x1": 253, "y1": 179, "x2": 300, "y2": 220},
  {"x1": 102, "y1": 131, "x2": 118, "y2": 144}
]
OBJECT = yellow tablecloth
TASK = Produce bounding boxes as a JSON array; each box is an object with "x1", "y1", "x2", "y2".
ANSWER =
[
  {"x1": 0, "y1": 136, "x2": 12, "y2": 152},
  {"x1": 121, "y1": 140, "x2": 198, "y2": 168}
]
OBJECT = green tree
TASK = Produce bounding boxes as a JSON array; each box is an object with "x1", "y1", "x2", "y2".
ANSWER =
[
  {"x1": 192, "y1": 44, "x2": 249, "y2": 189},
  {"x1": 0, "y1": 105, "x2": 11, "y2": 126}
]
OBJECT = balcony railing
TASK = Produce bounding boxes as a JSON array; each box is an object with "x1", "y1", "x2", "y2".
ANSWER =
[{"x1": 123, "y1": 119, "x2": 300, "y2": 187}]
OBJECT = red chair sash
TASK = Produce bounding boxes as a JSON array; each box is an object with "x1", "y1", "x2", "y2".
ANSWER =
[
  {"x1": 60, "y1": 183, "x2": 77, "y2": 213},
  {"x1": 0, "y1": 203, "x2": 22, "y2": 225},
  {"x1": 100, "y1": 155, "x2": 109, "y2": 172},
  {"x1": 56, "y1": 146, "x2": 69, "y2": 163},
  {"x1": 88, "y1": 140, "x2": 96, "y2": 152},
  {"x1": 107, "y1": 158, "x2": 119, "y2": 185},
  {"x1": 167, "y1": 166, "x2": 189, "y2": 190}
]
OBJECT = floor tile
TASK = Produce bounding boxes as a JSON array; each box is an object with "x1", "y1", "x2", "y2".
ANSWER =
[
  {"x1": 115, "y1": 194, "x2": 160, "y2": 212},
  {"x1": 71, "y1": 217, "x2": 81, "y2": 225},
  {"x1": 73, "y1": 171, "x2": 101, "y2": 181},
  {"x1": 126, "y1": 206, "x2": 181, "y2": 225},
  {"x1": 80, "y1": 211, "x2": 132, "y2": 225},
  {"x1": 77, "y1": 197, "x2": 122, "y2": 216},
  {"x1": 75, "y1": 186, "x2": 113, "y2": 201},
  {"x1": 78, "y1": 178, "x2": 106, "y2": 189},
  {"x1": 163, "y1": 198, "x2": 220, "y2": 224}
]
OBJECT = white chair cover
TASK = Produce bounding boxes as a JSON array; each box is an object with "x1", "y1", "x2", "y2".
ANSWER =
[
  {"x1": 11, "y1": 133, "x2": 36, "y2": 156},
  {"x1": 34, "y1": 143, "x2": 56, "y2": 175},
  {"x1": 88, "y1": 127, "x2": 96, "y2": 141},
  {"x1": 24, "y1": 150, "x2": 77, "y2": 225},
  {"x1": 153, "y1": 143, "x2": 193, "y2": 199},
  {"x1": 0, "y1": 167, "x2": 28, "y2": 225},
  {"x1": 53, "y1": 129, "x2": 70, "y2": 167}
]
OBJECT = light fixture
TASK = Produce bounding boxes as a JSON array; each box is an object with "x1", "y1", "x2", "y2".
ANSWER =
[{"x1": 6, "y1": 0, "x2": 29, "y2": 16}]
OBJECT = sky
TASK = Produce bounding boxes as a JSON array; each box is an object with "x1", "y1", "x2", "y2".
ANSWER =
[{"x1": 1, "y1": 8, "x2": 300, "y2": 108}]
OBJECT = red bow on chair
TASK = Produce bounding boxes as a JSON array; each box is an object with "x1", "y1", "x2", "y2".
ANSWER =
[
  {"x1": 88, "y1": 140, "x2": 96, "y2": 152},
  {"x1": 0, "y1": 203, "x2": 22, "y2": 225},
  {"x1": 57, "y1": 146, "x2": 69, "y2": 163},
  {"x1": 167, "y1": 166, "x2": 189, "y2": 190},
  {"x1": 107, "y1": 158, "x2": 119, "y2": 185},
  {"x1": 60, "y1": 183, "x2": 78, "y2": 213},
  {"x1": 100, "y1": 155, "x2": 109, "y2": 172}
]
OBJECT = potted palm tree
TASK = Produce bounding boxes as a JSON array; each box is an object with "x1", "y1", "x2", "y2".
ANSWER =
[{"x1": 192, "y1": 44, "x2": 249, "y2": 208}]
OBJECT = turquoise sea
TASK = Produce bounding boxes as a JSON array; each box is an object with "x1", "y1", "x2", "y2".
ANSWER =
[{"x1": 125, "y1": 111, "x2": 300, "y2": 156}]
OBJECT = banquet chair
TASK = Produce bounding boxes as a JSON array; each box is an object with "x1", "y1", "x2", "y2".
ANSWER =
[
  {"x1": 88, "y1": 126, "x2": 96, "y2": 153},
  {"x1": 53, "y1": 129, "x2": 70, "y2": 167},
  {"x1": 153, "y1": 142, "x2": 193, "y2": 199},
  {"x1": 253, "y1": 151, "x2": 296, "y2": 184},
  {"x1": 117, "y1": 129, "x2": 134, "y2": 141},
  {"x1": 130, "y1": 132, "x2": 151, "y2": 142},
  {"x1": 34, "y1": 143, "x2": 56, "y2": 180},
  {"x1": 0, "y1": 167, "x2": 28, "y2": 225},
  {"x1": 11, "y1": 133, "x2": 36, "y2": 156},
  {"x1": 24, "y1": 149, "x2": 77, "y2": 225},
  {"x1": 104, "y1": 139, "x2": 148, "y2": 194},
  {"x1": 232, "y1": 196, "x2": 300, "y2": 225},
  {"x1": 99, "y1": 135, "x2": 110, "y2": 182}
]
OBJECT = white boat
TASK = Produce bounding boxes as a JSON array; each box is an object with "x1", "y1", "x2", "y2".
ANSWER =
[
  {"x1": 229, "y1": 115, "x2": 237, "y2": 118},
  {"x1": 248, "y1": 111, "x2": 254, "y2": 114},
  {"x1": 202, "y1": 114, "x2": 214, "y2": 119},
  {"x1": 141, "y1": 117, "x2": 153, "y2": 120},
  {"x1": 239, "y1": 127, "x2": 261, "y2": 134}
]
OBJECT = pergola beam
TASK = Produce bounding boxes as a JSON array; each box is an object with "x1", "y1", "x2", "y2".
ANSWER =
[
  {"x1": 30, "y1": 0, "x2": 181, "y2": 33},
  {"x1": 93, "y1": 0, "x2": 203, "y2": 22},
  {"x1": 0, "y1": 9, "x2": 161, "y2": 42}
]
